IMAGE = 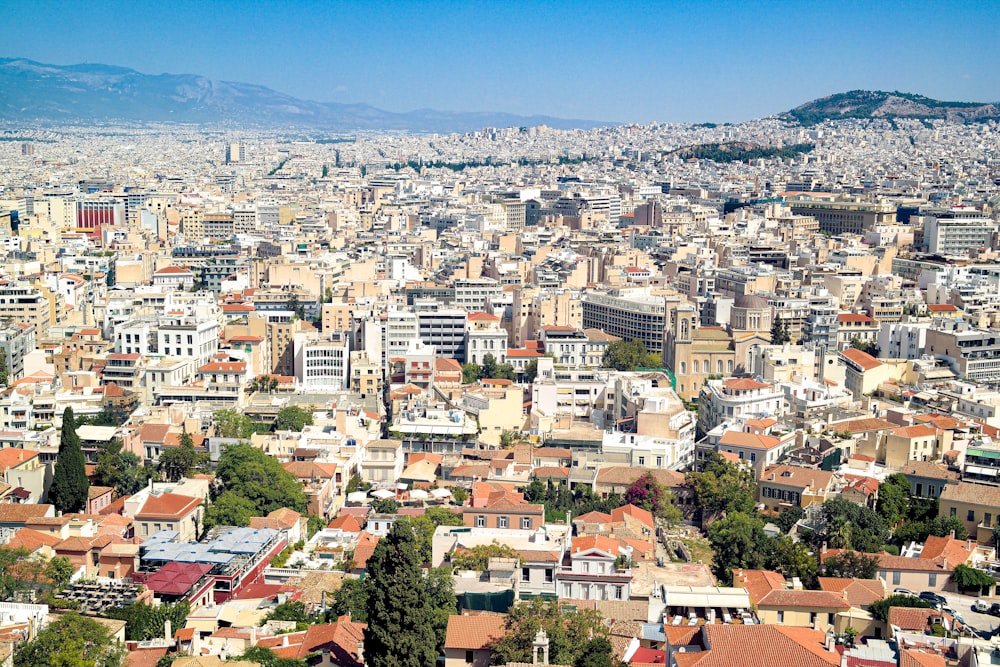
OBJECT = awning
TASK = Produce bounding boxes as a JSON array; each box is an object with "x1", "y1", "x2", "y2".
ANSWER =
[
  {"x1": 966, "y1": 465, "x2": 998, "y2": 477},
  {"x1": 370, "y1": 489, "x2": 395, "y2": 499},
  {"x1": 662, "y1": 590, "x2": 750, "y2": 609},
  {"x1": 347, "y1": 491, "x2": 369, "y2": 503}
]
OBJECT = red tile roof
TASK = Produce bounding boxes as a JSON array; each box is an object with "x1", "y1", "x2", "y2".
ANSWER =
[
  {"x1": 135, "y1": 492, "x2": 201, "y2": 520},
  {"x1": 444, "y1": 614, "x2": 508, "y2": 650},
  {"x1": 841, "y1": 348, "x2": 882, "y2": 371}
]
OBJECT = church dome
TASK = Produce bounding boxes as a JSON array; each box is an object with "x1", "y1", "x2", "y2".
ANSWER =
[{"x1": 734, "y1": 294, "x2": 769, "y2": 310}]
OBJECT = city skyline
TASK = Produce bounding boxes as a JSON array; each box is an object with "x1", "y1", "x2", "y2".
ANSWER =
[{"x1": 5, "y1": 0, "x2": 999, "y2": 124}]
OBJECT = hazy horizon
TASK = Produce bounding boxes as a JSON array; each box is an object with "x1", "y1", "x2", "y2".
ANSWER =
[{"x1": 6, "y1": 0, "x2": 999, "y2": 124}]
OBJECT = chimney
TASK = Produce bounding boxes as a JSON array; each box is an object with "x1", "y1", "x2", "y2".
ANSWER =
[
  {"x1": 950, "y1": 529, "x2": 955, "y2": 538},
  {"x1": 357, "y1": 641, "x2": 364, "y2": 665},
  {"x1": 190, "y1": 630, "x2": 201, "y2": 656},
  {"x1": 164, "y1": 619, "x2": 172, "y2": 643},
  {"x1": 968, "y1": 539, "x2": 973, "y2": 551},
  {"x1": 942, "y1": 558, "x2": 948, "y2": 570},
  {"x1": 825, "y1": 630, "x2": 835, "y2": 652}
]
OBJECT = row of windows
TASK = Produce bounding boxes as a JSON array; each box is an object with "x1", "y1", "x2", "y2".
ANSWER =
[{"x1": 474, "y1": 515, "x2": 533, "y2": 529}]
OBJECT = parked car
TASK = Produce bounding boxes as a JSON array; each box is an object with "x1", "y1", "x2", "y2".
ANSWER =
[
  {"x1": 919, "y1": 591, "x2": 947, "y2": 607},
  {"x1": 894, "y1": 588, "x2": 918, "y2": 597},
  {"x1": 974, "y1": 599, "x2": 990, "y2": 613},
  {"x1": 989, "y1": 603, "x2": 1000, "y2": 618}
]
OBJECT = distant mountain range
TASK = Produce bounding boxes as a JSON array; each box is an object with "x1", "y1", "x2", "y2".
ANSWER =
[
  {"x1": 783, "y1": 90, "x2": 1000, "y2": 126},
  {"x1": 0, "y1": 57, "x2": 604, "y2": 133}
]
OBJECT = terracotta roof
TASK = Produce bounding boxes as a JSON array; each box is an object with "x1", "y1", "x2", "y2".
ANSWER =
[
  {"x1": 532, "y1": 466, "x2": 570, "y2": 479},
  {"x1": 6, "y1": 527, "x2": 61, "y2": 552},
  {"x1": 296, "y1": 619, "x2": 367, "y2": 663},
  {"x1": 154, "y1": 266, "x2": 192, "y2": 275},
  {"x1": 139, "y1": 423, "x2": 172, "y2": 444},
  {"x1": 0, "y1": 448, "x2": 39, "y2": 470},
  {"x1": 468, "y1": 312, "x2": 500, "y2": 321},
  {"x1": 900, "y1": 649, "x2": 946, "y2": 667},
  {"x1": 888, "y1": 607, "x2": 940, "y2": 631},
  {"x1": 595, "y1": 466, "x2": 685, "y2": 488},
  {"x1": 840, "y1": 348, "x2": 882, "y2": 371},
  {"x1": 198, "y1": 361, "x2": 246, "y2": 373},
  {"x1": 611, "y1": 504, "x2": 654, "y2": 530},
  {"x1": 571, "y1": 534, "x2": 620, "y2": 556},
  {"x1": 444, "y1": 614, "x2": 508, "y2": 650},
  {"x1": 838, "y1": 313, "x2": 875, "y2": 324},
  {"x1": 899, "y1": 461, "x2": 959, "y2": 482},
  {"x1": 684, "y1": 625, "x2": 840, "y2": 667},
  {"x1": 919, "y1": 535, "x2": 973, "y2": 566},
  {"x1": 940, "y1": 481, "x2": 1000, "y2": 507},
  {"x1": 926, "y1": 304, "x2": 958, "y2": 312},
  {"x1": 0, "y1": 504, "x2": 54, "y2": 523},
  {"x1": 135, "y1": 492, "x2": 202, "y2": 519},
  {"x1": 719, "y1": 430, "x2": 781, "y2": 450},
  {"x1": 574, "y1": 511, "x2": 613, "y2": 525},
  {"x1": 830, "y1": 417, "x2": 897, "y2": 434},
  {"x1": 723, "y1": 378, "x2": 771, "y2": 390},
  {"x1": 327, "y1": 515, "x2": 363, "y2": 533},
  {"x1": 760, "y1": 464, "x2": 835, "y2": 492},
  {"x1": 891, "y1": 424, "x2": 938, "y2": 438}
]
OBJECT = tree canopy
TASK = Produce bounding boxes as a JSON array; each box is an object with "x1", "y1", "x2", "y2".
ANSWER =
[
  {"x1": 602, "y1": 339, "x2": 660, "y2": 371},
  {"x1": 489, "y1": 598, "x2": 608, "y2": 666},
  {"x1": 686, "y1": 452, "x2": 756, "y2": 515},
  {"x1": 49, "y1": 407, "x2": 90, "y2": 514},
  {"x1": 275, "y1": 405, "x2": 314, "y2": 432},
  {"x1": 103, "y1": 601, "x2": 190, "y2": 642},
  {"x1": 211, "y1": 443, "x2": 307, "y2": 521},
  {"x1": 212, "y1": 409, "x2": 257, "y2": 439},
  {"x1": 158, "y1": 429, "x2": 208, "y2": 482},
  {"x1": 463, "y1": 354, "x2": 516, "y2": 383},
  {"x1": 869, "y1": 594, "x2": 932, "y2": 623},
  {"x1": 364, "y1": 518, "x2": 446, "y2": 667},
  {"x1": 625, "y1": 473, "x2": 682, "y2": 525},
  {"x1": 14, "y1": 612, "x2": 126, "y2": 667},
  {"x1": 451, "y1": 541, "x2": 520, "y2": 571},
  {"x1": 95, "y1": 440, "x2": 149, "y2": 496},
  {"x1": 770, "y1": 314, "x2": 791, "y2": 344},
  {"x1": 822, "y1": 551, "x2": 880, "y2": 579}
]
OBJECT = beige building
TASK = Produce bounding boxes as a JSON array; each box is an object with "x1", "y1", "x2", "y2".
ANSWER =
[
  {"x1": 460, "y1": 379, "x2": 525, "y2": 446},
  {"x1": 939, "y1": 482, "x2": 1000, "y2": 544}
]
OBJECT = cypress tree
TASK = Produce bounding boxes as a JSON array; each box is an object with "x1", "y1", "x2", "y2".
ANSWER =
[
  {"x1": 364, "y1": 518, "x2": 438, "y2": 667},
  {"x1": 49, "y1": 407, "x2": 89, "y2": 513}
]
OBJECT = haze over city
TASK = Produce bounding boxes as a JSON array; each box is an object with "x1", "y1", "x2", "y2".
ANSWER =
[{"x1": 5, "y1": 0, "x2": 1000, "y2": 123}]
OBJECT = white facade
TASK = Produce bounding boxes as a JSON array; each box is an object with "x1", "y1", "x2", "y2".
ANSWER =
[
  {"x1": 877, "y1": 322, "x2": 930, "y2": 360},
  {"x1": 294, "y1": 333, "x2": 350, "y2": 391}
]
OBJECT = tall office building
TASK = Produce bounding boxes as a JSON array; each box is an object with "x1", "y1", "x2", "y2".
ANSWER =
[{"x1": 225, "y1": 141, "x2": 245, "y2": 164}]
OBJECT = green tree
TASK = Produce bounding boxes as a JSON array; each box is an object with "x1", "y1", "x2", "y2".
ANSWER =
[
  {"x1": 49, "y1": 407, "x2": 89, "y2": 514},
  {"x1": 575, "y1": 637, "x2": 616, "y2": 667},
  {"x1": 158, "y1": 429, "x2": 207, "y2": 482},
  {"x1": 214, "y1": 443, "x2": 308, "y2": 515},
  {"x1": 462, "y1": 362, "x2": 481, "y2": 384},
  {"x1": 262, "y1": 600, "x2": 316, "y2": 629},
  {"x1": 869, "y1": 594, "x2": 931, "y2": 623},
  {"x1": 371, "y1": 498, "x2": 399, "y2": 514},
  {"x1": 451, "y1": 542, "x2": 520, "y2": 571},
  {"x1": 424, "y1": 566, "x2": 457, "y2": 654},
  {"x1": 0, "y1": 348, "x2": 8, "y2": 386},
  {"x1": 103, "y1": 601, "x2": 190, "y2": 642},
  {"x1": 286, "y1": 293, "x2": 306, "y2": 320},
  {"x1": 329, "y1": 577, "x2": 368, "y2": 622},
  {"x1": 894, "y1": 516, "x2": 967, "y2": 545},
  {"x1": 686, "y1": 452, "x2": 756, "y2": 515},
  {"x1": 707, "y1": 511, "x2": 769, "y2": 583},
  {"x1": 625, "y1": 473, "x2": 682, "y2": 525},
  {"x1": 204, "y1": 491, "x2": 259, "y2": 529},
  {"x1": 876, "y1": 474, "x2": 910, "y2": 528},
  {"x1": 767, "y1": 536, "x2": 818, "y2": 584},
  {"x1": 952, "y1": 564, "x2": 997, "y2": 595},
  {"x1": 451, "y1": 487, "x2": 468, "y2": 505},
  {"x1": 849, "y1": 336, "x2": 879, "y2": 357},
  {"x1": 602, "y1": 339, "x2": 653, "y2": 371},
  {"x1": 770, "y1": 314, "x2": 791, "y2": 344},
  {"x1": 523, "y1": 359, "x2": 539, "y2": 383},
  {"x1": 822, "y1": 551, "x2": 880, "y2": 579},
  {"x1": 213, "y1": 409, "x2": 256, "y2": 439},
  {"x1": 44, "y1": 556, "x2": 75, "y2": 588},
  {"x1": 411, "y1": 507, "x2": 464, "y2": 563},
  {"x1": 95, "y1": 440, "x2": 149, "y2": 496},
  {"x1": 15, "y1": 612, "x2": 126, "y2": 667},
  {"x1": 818, "y1": 497, "x2": 890, "y2": 552},
  {"x1": 489, "y1": 598, "x2": 608, "y2": 666},
  {"x1": 481, "y1": 354, "x2": 515, "y2": 380},
  {"x1": 275, "y1": 405, "x2": 314, "y2": 432},
  {"x1": 775, "y1": 506, "x2": 805, "y2": 533},
  {"x1": 232, "y1": 646, "x2": 308, "y2": 667},
  {"x1": 364, "y1": 518, "x2": 439, "y2": 667}
]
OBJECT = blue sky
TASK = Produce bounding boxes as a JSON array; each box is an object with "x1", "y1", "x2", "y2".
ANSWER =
[{"x1": 4, "y1": 0, "x2": 999, "y2": 123}]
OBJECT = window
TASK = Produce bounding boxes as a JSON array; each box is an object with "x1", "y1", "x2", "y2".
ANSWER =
[
  {"x1": 522, "y1": 567, "x2": 530, "y2": 583},
  {"x1": 892, "y1": 571, "x2": 901, "y2": 585},
  {"x1": 950, "y1": 507, "x2": 957, "y2": 518},
  {"x1": 614, "y1": 585, "x2": 623, "y2": 600},
  {"x1": 545, "y1": 568, "x2": 553, "y2": 583},
  {"x1": 968, "y1": 510, "x2": 976, "y2": 522},
  {"x1": 637, "y1": 456, "x2": 645, "y2": 466},
  {"x1": 521, "y1": 517, "x2": 532, "y2": 530},
  {"x1": 987, "y1": 513, "x2": 994, "y2": 529},
  {"x1": 929, "y1": 573, "x2": 937, "y2": 587},
  {"x1": 777, "y1": 611, "x2": 784, "y2": 623},
  {"x1": 475, "y1": 515, "x2": 486, "y2": 527},
  {"x1": 465, "y1": 650, "x2": 474, "y2": 664},
  {"x1": 498, "y1": 516, "x2": 509, "y2": 529},
  {"x1": 656, "y1": 456, "x2": 663, "y2": 467}
]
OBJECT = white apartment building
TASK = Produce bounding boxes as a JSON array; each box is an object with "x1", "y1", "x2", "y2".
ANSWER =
[
  {"x1": 156, "y1": 316, "x2": 219, "y2": 367},
  {"x1": 877, "y1": 322, "x2": 930, "y2": 360},
  {"x1": 294, "y1": 333, "x2": 350, "y2": 391},
  {"x1": 698, "y1": 378, "x2": 785, "y2": 434}
]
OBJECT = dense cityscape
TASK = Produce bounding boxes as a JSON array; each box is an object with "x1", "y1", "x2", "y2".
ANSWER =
[{"x1": 0, "y1": 46, "x2": 1000, "y2": 667}]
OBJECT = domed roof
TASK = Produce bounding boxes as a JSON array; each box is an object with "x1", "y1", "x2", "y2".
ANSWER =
[{"x1": 734, "y1": 294, "x2": 769, "y2": 310}]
